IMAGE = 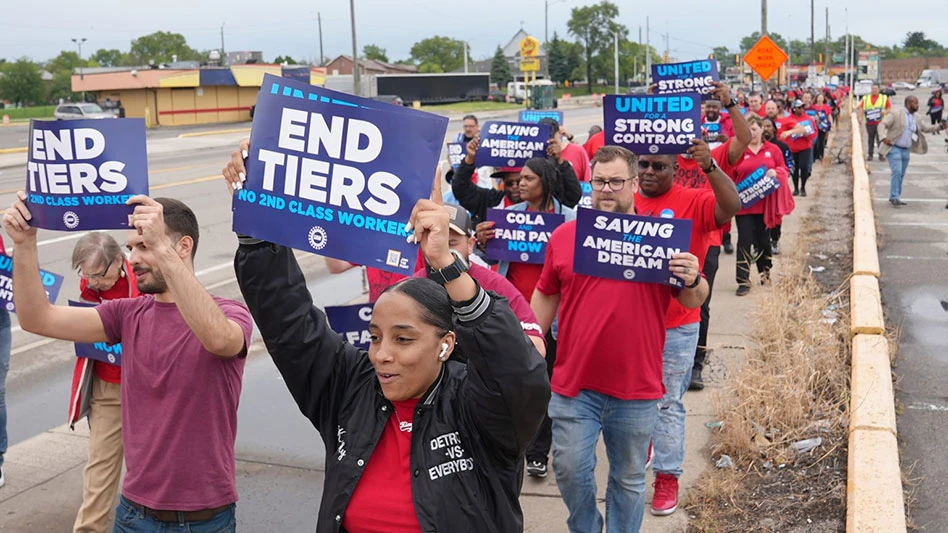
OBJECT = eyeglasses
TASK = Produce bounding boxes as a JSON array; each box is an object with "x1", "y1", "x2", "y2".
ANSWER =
[
  {"x1": 637, "y1": 160, "x2": 671, "y2": 172},
  {"x1": 77, "y1": 260, "x2": 115, "y2": 281},
  {"x1": 590, "y1": 178, "x2": 632, "y2": 191}
]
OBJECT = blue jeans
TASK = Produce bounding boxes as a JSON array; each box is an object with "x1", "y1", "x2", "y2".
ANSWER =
[
  {"x1": 113, "y1": 496, "x2": 236, "y2": 533},
  {"x1": 887, "y1": 145, "x2": 911, "y2": 201},
  {"x1": 0, "y1": 310, "x2": 11, "y2": 470},
  {"x1": 550, "y1": 390, "x2": 659, "y2": 533},
  {"x1": 652, "y1": 322, "x2": 700, "y2": 478}
]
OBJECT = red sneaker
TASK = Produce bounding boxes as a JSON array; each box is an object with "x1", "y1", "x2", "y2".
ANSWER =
[
  {"x1": 650, "y1": 473, "x2": 679, "y2": 516},
  {"x1": 645, "y1": 440, "x2": 653, "y2": 470}
]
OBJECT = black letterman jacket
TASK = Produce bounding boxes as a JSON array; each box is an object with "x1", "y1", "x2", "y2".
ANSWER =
[{"x1": 234, "y1": 241, "x2": 550, "y2": 532}]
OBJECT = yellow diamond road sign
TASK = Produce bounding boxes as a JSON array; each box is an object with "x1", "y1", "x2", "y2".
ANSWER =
[
  {"x1": 520, "y1": 57, "x2": 540, "y2": 72},
  {"x1": 744, "y1": 35, "x2": 789, "y2": 81}
]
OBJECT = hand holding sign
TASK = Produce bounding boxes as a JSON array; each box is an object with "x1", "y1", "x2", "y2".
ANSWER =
[
  {"x1": 126, "y1": 195, "x2": 176, "y2": 256},
  {"x1": 668, "y1": 252, "x2": 700, "y2": 287},
  {"x1": 686, "y1": 139, "x2": 713, "y2": 171},
  {"x1": 407, "y1": 170, "x2": 453, "y2": 270},
  {"x1": 710, "y1": 81, "x2": 734, "y2": 107},
  {"x1": 222, "y1": 139, "x2": 251, "y2": 196},
  {"x1": 2, "y1": 191, "x2": 37, "y2": 245},
  {"x1": 465, "y1": 134, "x2": 480, "y2": 163}
]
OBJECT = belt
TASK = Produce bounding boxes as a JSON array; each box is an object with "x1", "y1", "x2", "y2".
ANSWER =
[{"x1": 125, "y1": 497, "x2": 231, "y2": 523}]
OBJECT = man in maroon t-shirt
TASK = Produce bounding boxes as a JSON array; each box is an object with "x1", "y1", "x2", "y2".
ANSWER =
[
  {"x1": 531, "y1": 146, "x2": 708, "y2": 532},
  {"x1": 5, "y1": 193, "x2": 252, "y2": 531}
]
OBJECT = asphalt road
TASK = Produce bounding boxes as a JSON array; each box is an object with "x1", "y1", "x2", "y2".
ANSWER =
[
  {"x1": 1, "y1": 102, "x2": 606, "y2": 455},
  {"x1": 866, "y1": 89, "x2": 948, "y2": 531}
]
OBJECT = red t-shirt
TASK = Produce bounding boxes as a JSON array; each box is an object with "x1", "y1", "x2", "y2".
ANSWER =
[
  {"x1": 583, "y1": 130, "x2": 605, "y2": 162},
  {"x1": 561, "y1": 143, "x2": 591, "y2": 182},
  {"x1": 506, "y1": 262, "x2": 543, "y2": 303},
  {"x1": 343, "y1": 398, "x2": 421, "y2": 533},
  {"x1": 635, "y1": 185, "x2": 719, "y2": 328},
  {"x1": 536, "y1": 221, "x2": 674, "y2": 400},
  {"x1": 413, "y1": 262, "x2": 544, "y2": 343},
  {"x1": 674, "y1": 140, "x2": 735, "y2": 247},
  {"x1": 79, "y1": 262, "x2": 138, "y2": 384},
  {"x1": 778, "y1": 114, "x2": 817, "y2": 153},
  {"x1": 364, "y1": 250, "x2": 425, "y2": 302},
  {"x1": 731, "y1": 142, "x2": 788, "y2": 216},
  {"x1": 96, "y1": 295, "x2": 253, "y2": 510}
]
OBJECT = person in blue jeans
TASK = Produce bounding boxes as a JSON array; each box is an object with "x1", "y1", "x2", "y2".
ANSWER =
[
  {"x1": 0, "y1": 308, "x2": 10, "y2": 489},
  {"x1": 879, "y1": 95, "x2": 946, "y2": 206},
  {"x1": 114, "y1": 496, "x2": 235, "y2": 533}
]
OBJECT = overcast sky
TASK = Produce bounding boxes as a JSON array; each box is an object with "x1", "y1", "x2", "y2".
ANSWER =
[{"x1": 1, "y1": 0, "x2": 944, "y2": 65}]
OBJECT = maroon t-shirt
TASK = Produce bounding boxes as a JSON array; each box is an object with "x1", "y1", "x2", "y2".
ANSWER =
[{"x1": 96, "y1": 295, "x2": 253, "y2": 510}]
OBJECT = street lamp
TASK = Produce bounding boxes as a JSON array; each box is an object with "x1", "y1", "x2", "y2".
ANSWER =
[
  {"x1": 349, "y1": 0, "x2": 360, "y2": 96},
  {"x1": 72, "y1": 37, "x2": 87, "y2": 102},
  {"x1": 545, "y1": 0, "x2": 567, "y2": 43}
]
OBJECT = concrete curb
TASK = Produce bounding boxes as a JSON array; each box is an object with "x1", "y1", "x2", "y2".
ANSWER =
[{"x1": 846, "y1": 113, "x2": 906, "y2": 533}]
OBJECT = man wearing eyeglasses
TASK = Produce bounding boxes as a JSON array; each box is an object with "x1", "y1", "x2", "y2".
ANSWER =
[
  {"x1": 633, "y1": 143, "x2": 740, "y2": 517},
  {"x1": 531, "y1": 145, "x2": 710, "y2": 532},
  {"x1": 70, "y1": 232, "x2": 139, "y2": 533}
]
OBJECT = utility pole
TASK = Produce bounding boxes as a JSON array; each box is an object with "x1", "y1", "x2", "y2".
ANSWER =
[
  {"x1": 614, "y1": 32, "x2": 619, "y2": 94},
  {"x1": 636, "y1": 26, "x2": 642, "y2": 83},
  {"x1": 825, "y1": 6, "x2": 830, "y2": 73},
  {"x1": 318, "y1": 12, "x2": 325, "y2": 66},
  {"x1": 464, "y1": 42, "x2": 469, "y2": 73},
  {"x1": 646, "y1": 17, "x2": 651, "y2": 84},
  {"x1": 544, "y1": 0, "x2": 566, "y2": 44},
  {"x1": 810, "y1": 0, "x2": 815, "y2": 65},
  {"x1": 761, "y1": 0, "x2": 767, "y2": 35},
  {"x1": 349, "y1": 0, "x2": 360, "y2": 96},
  {"x1": 220, "y1": 23, "x2": 225, "y2": 62}
]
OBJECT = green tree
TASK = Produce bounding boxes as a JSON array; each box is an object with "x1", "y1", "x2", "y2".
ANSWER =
[
  {"x1": 90, "y1": 48, "x2": 125, "y2": 68},
  {"x1": 0, "y1": 58, "x2": 44, "y2": 106},
  {"x1": 739, "y1": 32, "x2": 788, "y2": 55},
  {"x1": 490, "y1": 45, "x2": 513, "y2": 86},
  {"x1": 273, "y1": 55, "x2": 298, "y2": 64},
  {"x1": 127, "y1": 31, "x2": 200, "y2": 65},
  {"x1": 47, "y1": 50, "x2": 84, "y2": 75},
  {"x1": 904, "y1": 31, "x2": 939, "y2": 51},
  {"x1": 566, "y1": 1, "x2": 628, "y2": 93},
  {"x1": 410, "y1": 36, "x2": 469, "y2": 73},
  {"x1": 547, "y1": 33, "x2": 571, "y2": 83},
  {"x1": 712, "y1": 46, "x2": 729, "y2": 62},
  {"x1": 363, "y1": 44, "x2": 388, "y2": 62}
]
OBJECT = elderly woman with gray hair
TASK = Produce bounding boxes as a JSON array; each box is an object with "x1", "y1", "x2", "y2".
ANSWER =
[{"x1": 69, "y1": 232, "x2": 138, "y2": 533}]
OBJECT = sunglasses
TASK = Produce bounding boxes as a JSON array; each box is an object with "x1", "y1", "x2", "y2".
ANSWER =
[{"x1": 637, "y1": 160, "x2": 671, "y2": 172}]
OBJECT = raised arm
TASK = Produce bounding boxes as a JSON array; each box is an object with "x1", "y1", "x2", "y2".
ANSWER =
[
  {"x1": 688, "y1": 139, "x2": 740, "y2": 225},
  {"x1": 713, "y1": 82, "x2": 750, "y2": 165},
  {"x1": 4, "y1": 192, "x2": 107, "y2": 343},
  {"x1": 453, "y1": 135, "x2": 504, "y2": 222}
]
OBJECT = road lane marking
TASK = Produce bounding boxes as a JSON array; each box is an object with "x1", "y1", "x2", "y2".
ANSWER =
[
  {"x1": 881, "y1": 222, "x2": 948, "y2": 227},
  {"x1": 178, "y1": 127, "x2": 251, "y2": 138},
  {"x1": 884, "y1": 255, "x2": 948, "y2": 260},
  {"x1": 0, "y1": 147, "x2": 27, "y2": 154},
  {"x1": 908, "y1": 402, "x2": 948, "y2": 412},
  {"x1": 151, "y1": 174, "x2": 222, "y2": 190}
]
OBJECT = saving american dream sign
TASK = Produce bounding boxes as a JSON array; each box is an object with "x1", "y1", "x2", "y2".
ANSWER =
[
  {"x1": 232, "y1": 74, "x2": 448, "y2": 275},
  {"x1": 475, "y1": 121, "x2": 551, "y2": 168},
  {"x1": 572, "y1": 207, "x2": 692, "y2": 288},
  {"x1": 69, "y1": 300, "x2": 123, "y2": 365},
  {"x1": 484, "y1": 208, "x2": 565, "y2": 264},
  {"x1": 736, "y1": 165, "x2": 781, "y2": 209},
  {"x1": 26, "y1": 119, "x2": 149, "y2": 231},
  {"x1": 0, "y1": 253, "x2": 64, "y2": 312},
  {"x1": 651, "y1": 59, "x2": 721, "y2": 100},
  {"x1": 604, "y1": 93, "x2": 701, "y2": 155},
  {"x1": 325, "y1": 303, "x2": 373, "y2": 351}
]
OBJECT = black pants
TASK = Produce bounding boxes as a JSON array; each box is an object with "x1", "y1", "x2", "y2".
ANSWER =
[
  {"x1": 770, "y1": 224, "x2": 782, "y2": 244},
  {"x1": 932, "y1": 110, "x2": 943, "y2": 126},
  {"x1": 866, "y1": 123, "x2": 880, "y2": 158},
  {"x1": 735, "y1": 214, "x2": 772, "y2": 286},
  {"x1": 526, "y1": 329, "x2": 556, "y2": 463},
  {"x1": 791, "y1": 148, "x2": 813, "y2": 192},
  {"x1": 814, "y1": 130, "x2": 828, "y2": 161},
  {"x1": 694, "y1": 245, "x2": 720, "y2": 372}
]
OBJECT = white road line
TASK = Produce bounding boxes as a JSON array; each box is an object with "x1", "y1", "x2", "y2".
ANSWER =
[
  {"x1": 908, "y1": 402, "x2": 948, "y2": 412},
  {"x1": 873, "y1": 198, "x2": 945, "y2": 203},
  {"x1": 884, "y1": 255, "x2": 948, "y2": 261},
  {"x1": 881, "y1": 222, "x2": 948, "y2": 227}
]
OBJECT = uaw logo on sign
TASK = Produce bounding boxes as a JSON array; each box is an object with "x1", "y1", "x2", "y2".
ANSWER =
[
  {"x1": 231, "y1": 74, "x2": 448, "y2": 275},
  {"x1": 484, "y1": 208, "x2": 565, "y2": 265},
  {"x1": 26, "y1": 118, "x2": 149, "y2": 231}
]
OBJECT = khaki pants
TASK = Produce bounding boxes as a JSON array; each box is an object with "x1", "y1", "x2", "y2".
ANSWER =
[{"x1": 73, "y1": 376, "x2": 123, "y2": 533}]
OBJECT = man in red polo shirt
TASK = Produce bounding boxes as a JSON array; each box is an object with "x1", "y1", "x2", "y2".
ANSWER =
[{"x1": 531, "y1": 146, "x2": 708, "y2": 532}]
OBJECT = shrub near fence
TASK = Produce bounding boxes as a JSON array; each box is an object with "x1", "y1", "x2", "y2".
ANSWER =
[{"x1": 0, "y1": 105, "x2": 57, "y2": 120}]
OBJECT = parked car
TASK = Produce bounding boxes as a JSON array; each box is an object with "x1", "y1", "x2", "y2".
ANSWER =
[
  {"x1": 370, "y1": 94, "x2": 404, "y2": 106},
  {"x1": 881, "y1": 87, "x2": 896, "y2": 97},
  {"x1": 54, "y1": 103, "x2": 115, "y2": 120},
  {"x1": 890, "y1": 81, "x2": 915, "y2": 91}
]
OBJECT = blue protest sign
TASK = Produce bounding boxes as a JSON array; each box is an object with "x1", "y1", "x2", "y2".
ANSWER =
[
  {"x1": 325, "y1": 303, "x2": 373, "y2": 351},
  {"x1": 518, "y1": 110, "x2": 564, "y2": 126},
  {"x1": 69, "y1": 300, "x2": 123, "y2": 365},
  {"x1": 0, "y1": 253, "x2": 64, "y2": 313},
  {"x1": 603, "y1": 94, "x2": 701, "y2": 155},
  {"x1": 577, "y1": 181, "x2": 593, "y2": 209},
  {"x1": 572, "y1": 207, "x2": 692, "y2": 288},
  {"x1": 26, "y1": 119, "x2": 148, "y2": 231},
  {"x1": 736, "y1": 165, "x2": 781, "y2": 209},
  {"x1": 476, "y1": 121, "x2": 550, "y2": 168},
  {"x1": 447, "y1": 143, "x2": 465, "y2": 170},
  {"x1": 652, "y1": 60, "x2": 720, "y2": 101},
  {"x1": 232, "y1": 74, "x2": 448, "y2": 275},
  {"x1": 485, "y1": 208, "x2": 565, "y2": 264}
]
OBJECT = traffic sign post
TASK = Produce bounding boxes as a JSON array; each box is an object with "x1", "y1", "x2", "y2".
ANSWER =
[{"x1": 744, "y1": 35, "x2": 789, "y2": 82}]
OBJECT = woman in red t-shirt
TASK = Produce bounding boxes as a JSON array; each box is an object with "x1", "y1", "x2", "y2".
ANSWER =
[
  {"x1": 811, "y1": 93, "x2": 834, "y2": 162},
  {"x1": 732, "y1": 116, "x2": 791, "y2": 296},
  {"x1": 778, "y1": 100, "x2": 818, "y2": 196},
  {"x1": 69, "y1": 232, "x2": 139, "y2": 532}
]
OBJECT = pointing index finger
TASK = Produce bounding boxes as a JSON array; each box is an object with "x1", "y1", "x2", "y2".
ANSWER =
[{"x1": 431, "y1": 165, "x2": 443, "y2": 205}]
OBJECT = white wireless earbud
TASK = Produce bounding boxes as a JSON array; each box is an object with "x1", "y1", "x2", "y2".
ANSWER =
[{"x1": 438, "y1": 342, "x2": 449, "y2": 361}]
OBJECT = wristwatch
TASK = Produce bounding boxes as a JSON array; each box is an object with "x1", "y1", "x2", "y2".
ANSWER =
[
  {"x1": 686, "y1": 274, "x2": 702, "y2": 289},
  {"x1": 427, "y1": 249, "x2": 469, "y2": 285},
  {"x1": 701, "y1": 159, "x2": 718, "y2": 174},
  {"x1": 724, "y1": 100, "x2": 738, "y2": 109}
]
